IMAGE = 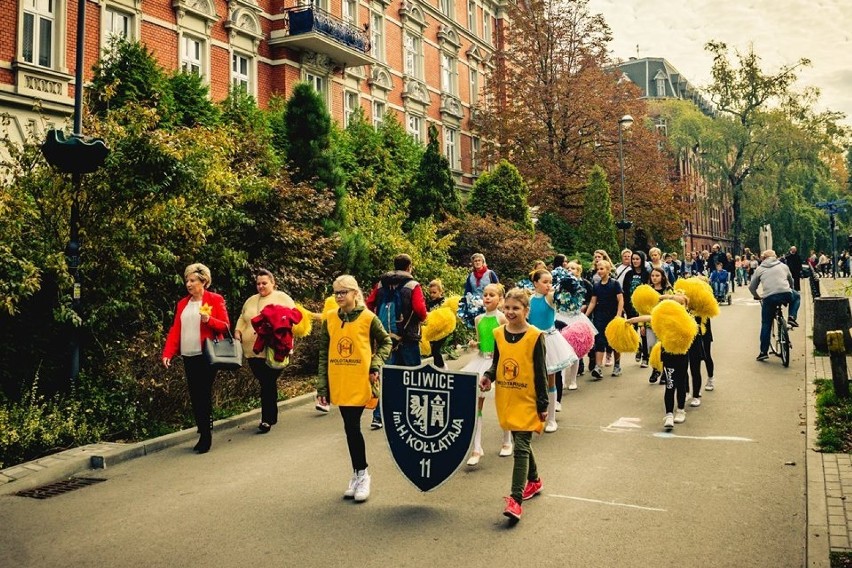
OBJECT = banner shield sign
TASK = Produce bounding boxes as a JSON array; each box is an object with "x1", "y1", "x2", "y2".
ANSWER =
[{"x1": 381, "y1": 363, "x2": 478, "y2": 492}]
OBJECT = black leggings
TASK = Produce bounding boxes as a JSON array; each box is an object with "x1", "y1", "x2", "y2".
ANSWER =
[
  {"x1": 662, "y1": 351, "x2": 689, "y2": 414},
  {"x1": 248, "y1": 358, "x2": 283, "y2": 425},
  {"x1": 183, "y1": 355, "x2": 216, "y2": 433},
  {"x1": 430, "y1": 338, "x2": 446, "y2": 368},
  {"x1": 339, "y1": 406, "x2": 368, "y2": 471}
]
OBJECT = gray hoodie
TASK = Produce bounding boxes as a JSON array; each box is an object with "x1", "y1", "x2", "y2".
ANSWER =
[{"x1": 749, "y1": 257, "x2": 793, "y2": 299}]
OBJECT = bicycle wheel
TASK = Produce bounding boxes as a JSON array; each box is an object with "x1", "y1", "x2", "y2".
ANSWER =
[
  {"x1": 768, "y1": 317, "x2": 778, "y2": 355},
  {"x1": 778, "y1": 318, "x2": 790, "y2": 367}
]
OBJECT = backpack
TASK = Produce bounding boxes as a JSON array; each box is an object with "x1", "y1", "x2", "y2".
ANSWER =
[{"x1": 377, "y1": 280, "x2": 416, "y2": 339}]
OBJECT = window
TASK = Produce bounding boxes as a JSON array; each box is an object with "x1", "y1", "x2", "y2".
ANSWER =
[
  {"x1": 440, "y1": 53, "x2": 457, "y2": 95},
  {"x1": 483, "y1": 11, "x2": 491, "y2": 44},
  {"x1": 469, "y1": 67, "x2": 479, "y2": 104},
  {"x1": 656, "y1": 76, "x2": 666, "y2": 97},
  {"x1": 313, "y1": 0, "x2": 328, "y2": 10},
  {"x1": 407, "y1": 115, "x2": 422, "y2": 144},
  {"x1": 371, "y1": 12, "x2": 384, "y2": 62},
  {"x1": 344, "y1": 91, "x2": 359, "y2": 127},
  {"x1": 372, "y1": 100, "x2": 385, "y2": 128},
  {"x1": 471, "y1": 136, "x2": 481, "y2": 174},
  {"x1": 104, "y1": 7, "x2": 132, "y2": 41},
  {"x1": 403, "y1": 32, "x2": 423, "y2": 80},
  {"x1": 342, "y1": 0, "x2": 356, "y2": 24},
  {"x1": 444, "y1": 127, "x2": 459, "y2": 170},
  {"x1": 467, "y1": 0, "x2": 475, "y2": 32},
  {"x1": 232, "y1": 52, "x2": 250, "y2": 92},
  {"x1": 440, "y1": 0, "x2": 453, "y2": 18},
  {"x1": 306, "y1": 72, "x2": 327, "y2": 97},
  {"x1": 181, "y1": 35, "x2": 203, "y2": 75},
  {"x1": 22, "y1": 0, "x2": 55, "y2": 67}
]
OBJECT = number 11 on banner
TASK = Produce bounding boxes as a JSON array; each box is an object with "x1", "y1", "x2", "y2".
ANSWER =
[{"x1": 420, "y1": 458, "x2": 431, "y2": 478}]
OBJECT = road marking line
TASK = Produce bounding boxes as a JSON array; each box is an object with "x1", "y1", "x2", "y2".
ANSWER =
[
  {"x1": 653, "y1": 433, "x2": 754, "y2": 442},
  {"x1": 548, "y1": 493, "x2": 667, "y2": 512}
]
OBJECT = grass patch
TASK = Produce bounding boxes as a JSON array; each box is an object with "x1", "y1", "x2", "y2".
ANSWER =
[{"x1": 815, "y1": 378, "x2": 852, "y2": 452}]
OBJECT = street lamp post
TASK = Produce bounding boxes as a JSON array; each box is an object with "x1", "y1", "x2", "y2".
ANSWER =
[{"x1": 616, "y1": 114, "x2": 634, "y2": 249}]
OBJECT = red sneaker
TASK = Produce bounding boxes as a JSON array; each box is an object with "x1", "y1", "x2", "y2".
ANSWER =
[
  {"x1": 503, "y1": 496, "x2": 522, "y2": 520},
  {"x1": 521, "y1": 478, "x2": 543, "y2": 501}
]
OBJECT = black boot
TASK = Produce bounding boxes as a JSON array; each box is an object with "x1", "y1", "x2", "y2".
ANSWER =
[{"x1": 195, "y1": 431, "x2": 212, "y2": 454}]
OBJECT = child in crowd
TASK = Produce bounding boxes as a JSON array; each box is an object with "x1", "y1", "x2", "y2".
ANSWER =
[
  {"x1": 709, "y1": 262, "x2": 730, "y2": 302},
  {"x1": 480, "y1": 288, "x2": 548, "y2": 522},
  {"x1": 585, "y1": 260, "x2": 624, "y2": 379},
  {"x1": 529, "y1": 269, "x2": 578, "y2": 433},
  {"x1": 462, "y1": 283, "x2": 511, "y2": 466},
  {"x1": 567, "y1": 260, "x2": 595, "y2": 376},
  {"x1": 646, "y1": 267, "x2": 672, "y2": 384},
  {"x1": 426, "y1": 279, "x2": 447, "y2": 369},
  {"x1": 316, "y1": 275, "x2": 392, "y2": 502}
]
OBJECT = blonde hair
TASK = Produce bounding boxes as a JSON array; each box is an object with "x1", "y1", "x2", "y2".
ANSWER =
[
  {"x1": 332, "y1": 274, "x2": 365, "y2": 306},
  {"x1": 567, "y1": 261, "x2": 582, "y2": 276},
  {"x1": 504, "y1": 287, "x2": 530, "y2": 308},
  {"x1": 428, "y1": 278, "x2": 445, "y2": 294},
  {"x1": 184, "y1": 263, "x2": 212, "y2": 288},
  {"x1": 471, "y1": 253, "x2": 486, "y2": 264},
  {"x1": 483, "y1": 282, "x2": 505, "y2": 298},
  {"x1": 597, "y1": 260, "x2": 613, "y2": 273},
  {"x1": 649, "y1": 247, "x2": 662, "y2": 258}
]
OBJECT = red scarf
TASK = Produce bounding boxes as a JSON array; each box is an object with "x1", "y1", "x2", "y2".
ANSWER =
[{"x1": 473, "y1": 265, "x2": 489, "y2": 286}]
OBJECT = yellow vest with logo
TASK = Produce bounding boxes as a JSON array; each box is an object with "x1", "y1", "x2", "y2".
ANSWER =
[
  {"x1": 493, "y1": 326, "x2": 543, "y2": 433},
  {"x1": 327, "y1": 309, "x2": 374, "y2": 407}
]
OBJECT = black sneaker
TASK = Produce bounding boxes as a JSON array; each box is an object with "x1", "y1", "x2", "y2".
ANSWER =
[
  {"x1": 788, "y1": 317, "x2": 799, "y2": 328},
  {"x1": 648, "y1": 370, "x2": 659, "y2": 384},
  {"x1": 756, "y1": 352, "x2": 769, "y2": 361},
  {"x1": 590, "y1": 367, "x2": 603, "y2": 380},
  {"x1": 370, "y1": 418, "x2": 383, "y2": 430}
]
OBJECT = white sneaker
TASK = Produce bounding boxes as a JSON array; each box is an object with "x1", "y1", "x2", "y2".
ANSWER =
[
  {"x1": 353, "y1": 470, "x2": 371, "y2": 502},
  {"x1": 316, "y1": 402, "x2": 331, "y2": 413},
  {"x1": 466, "y1": 451, "x2": 483, "y2": 466},
  {"x1": 499, "y1": 444, "x2": 513, "y2": 457},
  {"x1": 545, "y1": 420, "x2": 558, "y2": 433},
  {"x1": 705, "y1": 378, "x2": 715, "y2": 391},
  {"x1": 343, "y1": 471, "x2": 358, "y2": 499},
  {"x1": 664, "y1": 414, "x2": 674, "y2": 430},
  {"x1": 674, "y1": 409, "x2": 686, "y2": 423},
  {"x1": 690, "y1": 397, "x2": 701, "y2": 407},
  {"x1": 555, "y1": 401, "x2": 562, "y2": 412},
  {"x1": 567, "y1": 381, "x2": 578, "y2": 390}
]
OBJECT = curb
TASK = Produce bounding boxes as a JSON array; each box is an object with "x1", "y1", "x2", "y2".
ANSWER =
[
  {"x1": 0, "y1": 391, "x2": 316, "y2": 497},
  {"x1": 805, "y1": 282, "x2": 831, "y2": 568}
]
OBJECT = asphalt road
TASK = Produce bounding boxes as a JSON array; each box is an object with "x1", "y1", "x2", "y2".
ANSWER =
[{"x1": 0, "y1": 285, "x2": 807, "y2": 568}]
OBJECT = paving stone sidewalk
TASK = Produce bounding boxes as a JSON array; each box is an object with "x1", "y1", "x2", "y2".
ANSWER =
[{"x1": 805, "y1": 278, "x2": 852, "y2": 568}]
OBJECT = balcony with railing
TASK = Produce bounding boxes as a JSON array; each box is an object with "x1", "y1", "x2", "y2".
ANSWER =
[{"x1": 269, "y1": 6, "x2": 372, "y2": 67}]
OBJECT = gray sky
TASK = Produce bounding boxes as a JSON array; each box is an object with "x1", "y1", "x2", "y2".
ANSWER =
[{"x1": 588, "y1": 0, "x2": 852, "y2": 125}]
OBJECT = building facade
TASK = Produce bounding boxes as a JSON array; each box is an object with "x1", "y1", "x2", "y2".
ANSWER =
[
  {"x1": 617, "y1": 57, "x2": 734, "y2": 255},
  {"x1": 2, "y1": 0, "x2": 506, "y2": 187}
]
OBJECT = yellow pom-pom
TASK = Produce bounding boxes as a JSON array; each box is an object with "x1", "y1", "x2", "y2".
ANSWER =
[
  {"x1": 422, "y1": 307, "x2": 457, "y2": 342},
  {"x1": 292, "y1": 304, "x2": 313, "y2": 338},
  {"x1": 650, "y1": 300, "x2": 698, "y2": 355},
  {"x1": 631, "y1": 284, "x2": 660, "y2": 316},
  {"x1": 420, "y1": 337, "x2": 431, "y2": 357},
  {"x1": 444, "y1": 295, "x2": 461, "y2": 314},
  {"x1": 321, "y1": 296, "x2": 337, "y2": 320},
  {"x1": 604, "y1": 317, "x2": 640, "y2": 354},
  {"x1": 649, "y1": 342, "x2": 663, "y2": 371},
  {"x1": 674, "y1": 278, "x2": 719, "y2": 319}
]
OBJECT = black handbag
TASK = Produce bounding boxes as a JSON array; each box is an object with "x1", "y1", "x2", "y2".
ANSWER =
[{"x1": 204, "y1": 330, "x2": 243, "y2": 371}]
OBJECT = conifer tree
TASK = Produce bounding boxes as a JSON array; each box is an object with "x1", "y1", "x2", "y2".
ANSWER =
[
  {"x1": 407, "y1": 124, "x2": 462, "y2": 225},
  {"x1": 467, "y1": 159, "x2": 532, "y2": 231},
  {"x1": 576, "y1": 165, "x2": 617, "y2": 255}
]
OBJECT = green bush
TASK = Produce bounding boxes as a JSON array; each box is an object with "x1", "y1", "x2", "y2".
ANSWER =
[{"x1": 815, "y1": 378, "x2": 852, "y2": 453}]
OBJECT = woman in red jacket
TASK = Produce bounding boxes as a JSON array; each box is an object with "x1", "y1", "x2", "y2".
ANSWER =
[{"x1": 162, "y1": 263, "x2": 230, "y2": 453}]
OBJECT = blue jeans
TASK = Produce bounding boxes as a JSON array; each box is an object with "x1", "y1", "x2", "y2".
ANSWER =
[
  {"x1": 759, "y1": 291, "x2": 800, "y2": 354},
  {"x1": 711, "y1": 281, "x2": 727, "y2": 298},
  {"x1": 373, "y1": 340, "x2": 422, "y2": 422}
]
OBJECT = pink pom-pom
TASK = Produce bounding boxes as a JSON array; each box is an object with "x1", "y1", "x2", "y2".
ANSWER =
[{"x1": 562, "y1": 323, "x2": 594, "y2": 358}]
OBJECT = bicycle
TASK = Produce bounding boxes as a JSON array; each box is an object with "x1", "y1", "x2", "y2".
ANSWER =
[{"x1": 767, "y1": 303, "x2": 791, "y2": 367}]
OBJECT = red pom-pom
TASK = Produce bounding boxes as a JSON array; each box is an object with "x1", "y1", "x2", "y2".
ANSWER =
[{"x1": 562, "y1": 323, "x2": 594, "y2": 358}]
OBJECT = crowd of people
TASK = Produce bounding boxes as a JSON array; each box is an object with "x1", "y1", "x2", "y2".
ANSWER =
[{"x1": 160, "y1": 242, "x2": 802, "y2": 523}]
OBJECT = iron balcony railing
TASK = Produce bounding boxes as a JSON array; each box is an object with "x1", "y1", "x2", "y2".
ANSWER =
[{"x1": 283, "y1": 5, "x2": 369, "y2": 54}]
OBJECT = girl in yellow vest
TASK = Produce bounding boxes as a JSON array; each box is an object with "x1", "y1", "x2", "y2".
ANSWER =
[
  {"x1": 480, "y1": 288, "x2": 548, "y2": 522},
  {"x1": 316, "y1": 275, "x2": 392, "y2": 503}
]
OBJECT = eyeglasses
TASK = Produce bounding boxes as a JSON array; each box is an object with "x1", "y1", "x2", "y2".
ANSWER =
[{"x1": 333, "y1": 290, "x2": 352, "y2": 297}]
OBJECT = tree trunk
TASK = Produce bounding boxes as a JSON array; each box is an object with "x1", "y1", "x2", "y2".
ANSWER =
[{"x1": 813, "y1": 297, "x2": 852, "y2": 353}]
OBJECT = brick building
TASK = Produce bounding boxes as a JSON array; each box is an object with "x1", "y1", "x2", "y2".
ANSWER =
[
  {"x1": 2, "y1": 0, "x2": 507, "y2": 187},
  {"x1": 617, "y1": 57, "x2": 735, "y2": 254}
]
